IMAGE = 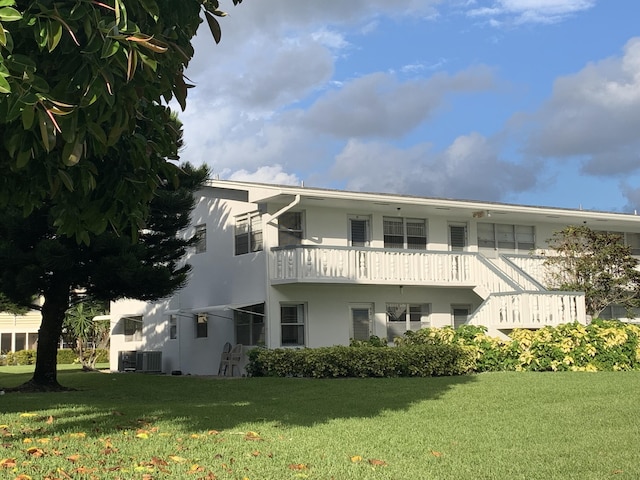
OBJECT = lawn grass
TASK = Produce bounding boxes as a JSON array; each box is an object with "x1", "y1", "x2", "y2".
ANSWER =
[{"x1": 1, "y1": 369, "x2": 639, "y2": 479}]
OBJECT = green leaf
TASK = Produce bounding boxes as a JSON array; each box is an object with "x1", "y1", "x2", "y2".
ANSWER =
[
  {"x1": 58, "y1": 169, "x2": 74, "y2": 191},
  {"x1": 0, "y1": 22, "x2": 6, "y2": 46},
  {"x1": 138, "y1": 0, "x2": 160, "y2": 18},
  {"x1": 0, "y1": 1, "x2": 18, "y2": 7},
  {"x1": 0, "y1": 7, "x2": 21, "y2": 22},
  {"x1": 47, "y1": 19, "x2": 63, "y2": 52},
  {"x1": 101, "y1": 38, "x2": 119, "y2": 58},
  {"x1": 20, "y1": 105, "x2": 35, "y2": 130},
  {"x1": 21, "y1": 104, "x2": 34, "y2": 128},
  {"x1": 0, "y1": 73, "x2": 10, "y2": 93},
  {"x1": 16, "y1": 149, "x2": 30, "y2": 168},
  {"x1": 62, "y1": 140, "x2": 83, "y2": 166},
  {"x1": 87, "y1": 122, "x2": 107, "y2": 146},
  {"x1": 204, "y1": 11, "x2": 221, "y2": 44}
]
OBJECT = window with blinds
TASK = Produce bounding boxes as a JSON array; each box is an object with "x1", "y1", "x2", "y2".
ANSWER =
[
  {"x1": 449, "y1": 224, "x2": 467, "y2": 250},
  {"x1": 477, "y1": 223, "x2": 535, "y2": 252},
  {"x1": 386, "y1": 303, "x2": 429, "y2": 342},
  {"x1": 349, "y1": 218, "x2": 370, "y2": 247},
  {"x1": 383, "y1": 217, "x2": 427, "y2": 250},
  {"x1": 235, "y1": 212, "x2": 263, "y2": 255}
]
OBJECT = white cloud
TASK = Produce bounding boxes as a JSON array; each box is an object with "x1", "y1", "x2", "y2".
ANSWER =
[
  {"x1": 303, "y1": 66, "x2": 495, "y2": 138},
  {"x1": 330, "y1": 134, "x2": 540, "y2": 200},
  {"x1": 226, "y1": 165, "x2": 301, "y2": 185},
  {"x1": 525, "y1": 37, "x2": 640, "y2": 176},
  {"x1": 467, "y1": 0, "x2": 596, "y2": 24}
]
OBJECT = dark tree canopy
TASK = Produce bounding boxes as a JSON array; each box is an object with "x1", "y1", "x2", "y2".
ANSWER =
[
  {"x1": 0, "y1": 0, "x2": 240, "y2": 242},
  {"x1": 544, "y1": 225, "x2": 640, "y2": 318},
  {"x1": 0, "y1": 163, "x2": 209, "y2": 389}
]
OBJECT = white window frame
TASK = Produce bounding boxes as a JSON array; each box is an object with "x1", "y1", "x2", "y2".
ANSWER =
[
  {"x1": 386, "y1": 303, "x2": 430, "y2": 342},
  {"x1": 477, "y1": 223, "x2": 535, "y2": 252},
  {"x1": 195, "y1": 313, "x2": 208, "y2": 338},
  {"x1": 194, "y1": 224, "x2": 207, "y2": 254},
  {"x1": 123, "y1": 315, "x2": 143, "y2": 342},
  {"x1": 350, "y1": 303, "x2": 374, "y2": 341},
  {"x1": 449, "y1": 223, "x2": 467, "y2": 251},
  {"x1": 348, "y1": 215, "x2": 371, "y2": 247},
  {"x1": 234, "y1": 304, "x2": 266, "y2": 346},
  {"x1": 280, "y1": 303, "x2": 306, "y2": 347},
  {"x1": 451, "y1": 305, "x2": 471, "y2": 329},
  {"x1": 278, "y1": 211, "x2": 304, "y2": 247},
  {"x1": 383, "y1": 217, "x2": 427, "y2": 250},
  {"x1": 235, "y1": 212, "x2": 263, "y2": 255},
  {"x1": 169, "y1": 314, "x2": 177, "y2": 340}
]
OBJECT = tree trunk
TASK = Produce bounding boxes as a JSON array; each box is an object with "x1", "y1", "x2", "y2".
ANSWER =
[{"x1": 29, "y1": 281, "x2": 70, "y2": 390}]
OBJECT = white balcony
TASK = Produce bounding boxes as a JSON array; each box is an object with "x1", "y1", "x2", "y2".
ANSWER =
[
  {"x1": 270, "y1": 246, "x2": 519, "y2": 294},
  {"x1": 469, "y1": 291, "x2": 586, "y2": 334}
]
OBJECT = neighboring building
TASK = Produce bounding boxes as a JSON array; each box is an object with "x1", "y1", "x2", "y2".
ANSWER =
[
  {"x1": 0, "y1": 310, "x2": 40, "y2": 353},
  {"x1": 109, "y1": 180, "x2": 640, "y2": 375}
]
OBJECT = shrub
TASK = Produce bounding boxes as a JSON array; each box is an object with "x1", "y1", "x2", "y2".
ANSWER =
[{"x1": 247, "y1": 344, "x2": 474, "y2": 378}]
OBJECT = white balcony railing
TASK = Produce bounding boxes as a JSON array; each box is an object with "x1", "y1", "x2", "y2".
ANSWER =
[
  {"x1": 271, "y1": 246, "x2": 520, "y2": 294},
  {"x1": 468, "y1": 291, "x2": 586, "y2": 330}
]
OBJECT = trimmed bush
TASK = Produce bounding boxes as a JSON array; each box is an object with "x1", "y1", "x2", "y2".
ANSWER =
[
  {"x1": 2, "y1": 349, "x2": 109, "y2": 366},
  {"x1": 247, "y1": 344, "x2": 474, "y2": 378}
]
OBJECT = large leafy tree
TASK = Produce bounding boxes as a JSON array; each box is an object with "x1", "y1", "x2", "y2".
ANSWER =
[
  {"x1": 543, "y1": 225, "x2": 640, "y2": 318},
  {"x1": 0, "y1": 163, "x2": 209, "y2": 390},
  {"x1": 0, "y1": 0, "x2": 240, "y2": 242}
]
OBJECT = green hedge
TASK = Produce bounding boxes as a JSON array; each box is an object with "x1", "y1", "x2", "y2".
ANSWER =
[
  {"x1": 247, "y1": 344, "x2": 475, "y2": 378},
  {"x1": 397, "y1": 321, "x2": 640, "y2": 372},
  {"x1": 1, "y1": 349, "x2": 109, "y2": 366}
]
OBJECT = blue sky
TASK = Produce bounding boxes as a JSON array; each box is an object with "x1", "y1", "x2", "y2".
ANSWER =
[{"x1": 178, "y1": 0, "x2": 640, "y2": 213}]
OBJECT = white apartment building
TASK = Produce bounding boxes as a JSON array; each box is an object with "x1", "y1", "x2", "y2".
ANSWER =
[{"x1": 109, "y1": 180, "x2": 640, "y2": 375}]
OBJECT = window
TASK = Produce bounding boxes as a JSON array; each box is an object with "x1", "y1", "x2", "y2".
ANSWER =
[
  {"x1": 351, "y1": 304, "x2": 373, "y2": 341},
  {"x1": 123, "y1": 315, "x2": 143, "y2": 342},
  {"x1": 1, "y1": 333, "x2": 10, "y2": 353},
  {"x1": 195, "y1": 313, "x2": 208, "y2": 338},
  {"x1": 235, "y1": 212, "x2": 263, "y2": 255},
  {"x1": 234, "y1": 303, "x2": 265, "y2": 346},
  {"x1": 383, "y1": 217, "x2": 427, "y2": 250},
  {"x1": 349, "y1": 217, "x2": 370, "y2": 247},
  {"x1": 281, "y1": 304, "x2": 305, "y2": 346},
  {"x1": 278, "y1": 212, "x2": 304, "y2": 246},
  {"x1": 477, "y1": 223, "x2": 535, "y2": 252},
  {"x1": 449, "y1": 224, "x2": 467, "y2": 251},
  {"x1": 624, "y1": 233, "x2": 640, "y2": 256},
  {"x1": 386, "y1": 303, "x2": 430, "y2": 342},
  {"x1": 194, "y1": 224, "x2": 207, "y2": 253},
  {"x1": 452, "y1": 306, "x2": 470, "y2": 329},
  {"x1": 169, "y1": 315, "x2": 177, "y2": 340}
]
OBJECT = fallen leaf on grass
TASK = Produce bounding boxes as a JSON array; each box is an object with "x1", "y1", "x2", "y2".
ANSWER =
[
  {"x1": 66, "y1": 454, "x2": 81, "y2": 463},
  {"x1": 244, "y1": 431, "x2": 261, "y2": 441},
  {"x1": 0, "y1": 458, "x2": 17, "y2": 468},
  {"x1": 136, "y1": 432, "x2": 150, "y2": 439},
  {"x1": 207, "y1": 430, "x2": 220, "y2": 435},
  {"x1": 430, "y1": 450, "x2": 443, "y2": 458},
  {"x1": 19, "y1": 413, "x2": 38, "y2": 418},
  {"x1": 68, "y1": 433, "x2": 85, "y2": 439},
  {"x1": 288, "y1": 463, "x2": 308, "y2": 470},
  {"x1": 46, "y1": 416, "x2": 54, "y2": 425},
  {"x1": 368, "y1": 459, "x2": 388, "y2": 467},
  {"x1": 612, "y1": 470, "x2": 624, "y2": 475},
  {"x1": 169, "y1": 455, "x2": 188, "y2": 463},
  {"x1": 26, "y1": 447, "x2": 45, "y2": 457},
  {"x1": 350, "y1": 455, "x2": 363, "y2": 463},
  {"x1": 13, "y1": 474, "x2": 32, "y2": 479},
  {"x1": 188, "y1": 463, "x2": 205, "y2": 474}
]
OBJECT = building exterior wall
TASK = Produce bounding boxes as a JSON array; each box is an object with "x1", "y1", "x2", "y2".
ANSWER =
[
  {"x1": 0, "y1": 311, "x2": 40, "y2": 353},
  {"x1": 109, "y1": 180, "x2": 640, "y2": 376}
]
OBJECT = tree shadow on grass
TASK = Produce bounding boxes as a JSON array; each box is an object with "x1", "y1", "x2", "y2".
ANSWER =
[{"x1": 0, "y1": 370, "x2": 476, "y2": 437}]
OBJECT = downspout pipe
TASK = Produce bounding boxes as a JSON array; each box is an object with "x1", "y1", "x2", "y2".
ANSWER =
[{"x1": 266, "y1": 194, "x2": 301, "y2": 225}]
